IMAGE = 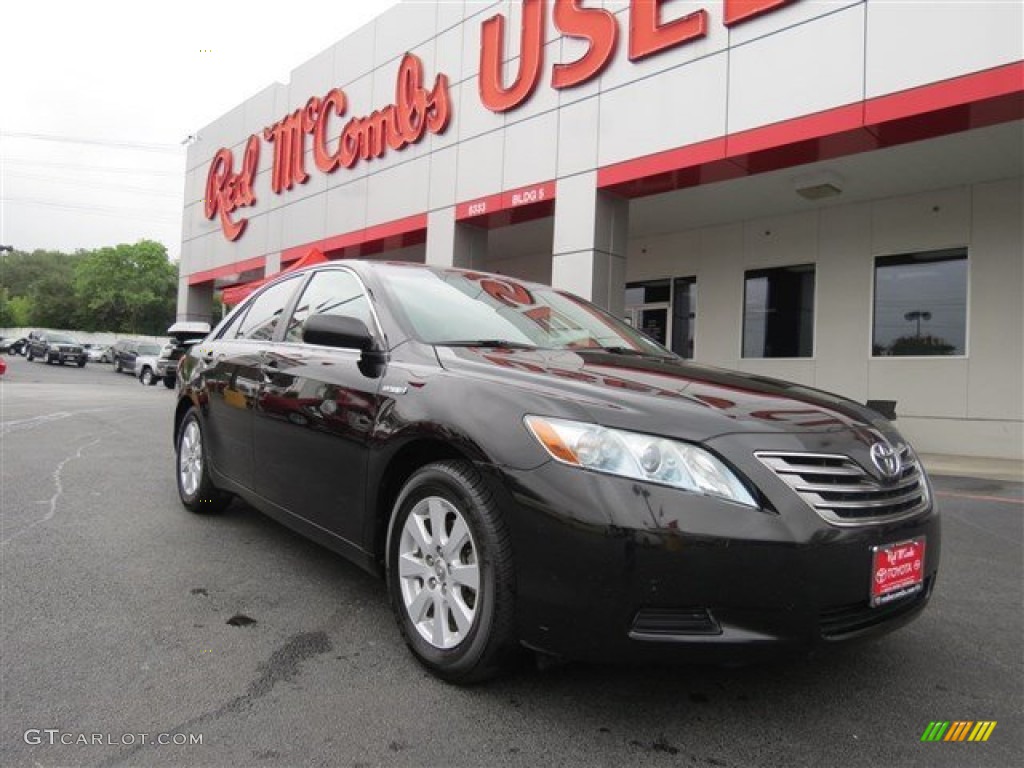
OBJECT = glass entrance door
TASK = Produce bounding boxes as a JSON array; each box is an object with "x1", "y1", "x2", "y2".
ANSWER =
[{"x1": 628, "y1": 305, "x2": 670, "y2": 347}]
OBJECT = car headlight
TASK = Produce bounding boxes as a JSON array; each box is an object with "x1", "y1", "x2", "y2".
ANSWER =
[{"x1": 524, "y1": 415, "x2": 758, "y2": 508}]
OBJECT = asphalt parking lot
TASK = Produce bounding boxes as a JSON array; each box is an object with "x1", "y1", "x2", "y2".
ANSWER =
[{"x1": 1, "y1": 354, "x2": 1020, "y2": 768}]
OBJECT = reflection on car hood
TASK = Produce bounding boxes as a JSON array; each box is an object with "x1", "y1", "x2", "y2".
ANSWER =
[{"x1": 435, "y1": 346, "x2": 896, "y2": 443}]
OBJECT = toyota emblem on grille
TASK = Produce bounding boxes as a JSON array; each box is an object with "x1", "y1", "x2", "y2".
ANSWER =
[{"x1": 870, "y1": 442, "x2": 902, "y2": 479}]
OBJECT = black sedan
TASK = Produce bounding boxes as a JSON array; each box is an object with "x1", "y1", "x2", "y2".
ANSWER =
[{"x1": 173, "y1": 261, "x2": 939, "y2": 682}]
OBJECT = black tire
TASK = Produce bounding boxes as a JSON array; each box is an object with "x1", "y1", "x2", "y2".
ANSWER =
[
  {"x1": 140, "y1": 367, "x2": 154, "y2": 386},
  {"x1": 163, "y1": 377, "x2": 175, "y2": 390},
  {"x1": 114, "y1": 359, "x2": 122, "y2": 373},
  {"x1": 386, "y1": 460, "x2": 518, "y2": 684},
  {"x1": 26, "y1": 351, "x2": 33, "y2": 362},
  {"x1": 77, "y1": 360, "x2": 86, "y2": 368},
  {"x1": 176, "y1": 408, "x2": 231, "y2": 514}
]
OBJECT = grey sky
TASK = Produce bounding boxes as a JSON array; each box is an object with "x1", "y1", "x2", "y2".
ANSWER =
[{"x1": 0, "y1": 0, "x2": 398, "y2": 261}]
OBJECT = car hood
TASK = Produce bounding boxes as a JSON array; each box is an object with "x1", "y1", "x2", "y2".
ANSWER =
[{"x1": 434, "y1": 346, "x2": 897, "y2": 443}]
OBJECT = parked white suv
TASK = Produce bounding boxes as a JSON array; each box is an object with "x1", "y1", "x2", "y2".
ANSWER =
[{"x1": 136, "y1": 344, "x2": 173, "y2": 387}]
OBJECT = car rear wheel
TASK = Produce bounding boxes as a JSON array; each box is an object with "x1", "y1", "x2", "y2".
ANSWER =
[
  {"x1": 176, "y1": 409, "x2": 231, "y2": 514},
  {"x1": 387, "y1": 461, "x2": 518, "y2": 684}
]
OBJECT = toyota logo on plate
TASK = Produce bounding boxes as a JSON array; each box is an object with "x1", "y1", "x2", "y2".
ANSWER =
[{"x1": 870, "y1": 442, "x2": 903, "y2": 479}]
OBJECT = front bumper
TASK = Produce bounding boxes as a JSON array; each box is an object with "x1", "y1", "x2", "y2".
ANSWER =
[
  {"x1": 490, "y1": 455, "x2": 940, "y2": 664},
  {"x1": 48, "y1": 349, "x2": 86, "y2": 364}
]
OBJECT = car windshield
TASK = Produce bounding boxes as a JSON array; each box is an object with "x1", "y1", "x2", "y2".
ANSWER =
[
  {"x1": 376, "y1": 265, "x2": 672, "y2": 355},
  {"x1": 139, "y1": 344, "x2": 161, "y2": 355},
  {"x1": 48, "y1": 334, "x2": 76, "y2": 344}
]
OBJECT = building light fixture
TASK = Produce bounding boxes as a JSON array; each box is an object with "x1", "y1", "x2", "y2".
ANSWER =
[{"x1": 794, "y1": 170, "x2": 845, "y2": 201}]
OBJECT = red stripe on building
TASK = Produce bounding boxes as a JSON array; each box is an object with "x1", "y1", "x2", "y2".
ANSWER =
[{"x1": 188, "y1": 62, "x2": 1023, "y2": 285}]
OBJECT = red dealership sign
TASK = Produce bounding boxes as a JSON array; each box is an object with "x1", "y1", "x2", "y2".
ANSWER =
[
  {"x1": 205, "y1": 53, "x2": 450, "y2": 241},
  {"x1": 479, "y1": 0, "x2": 793, "y2": 112},
  {"x1": 206, "y1": 1, "x2": 793, "y2": 241}
]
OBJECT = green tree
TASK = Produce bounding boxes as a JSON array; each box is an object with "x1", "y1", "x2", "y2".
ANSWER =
[
  {"x1": 8, "y1": 295, "x2": 33, "y2": 326},
  {"x1": 0, "y1": 286, "x2": 13, "y2": 327},
  {"x1": 1, "y1": 248, "x2": 82, "y2": 329},
  {"x1": 73, "y1": 240, "x2": 178, "y2": 334}
]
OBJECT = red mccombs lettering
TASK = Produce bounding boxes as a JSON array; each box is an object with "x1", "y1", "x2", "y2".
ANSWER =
[
  {"x1": 204, "y1": 0, "x2": 793, "y2": 241},
  {"x1": 204, "y1": 54, "x2": 450, "y2": 241},
  {"x1": 478, "y1": 0, "x2": 793, "y2": 112},
  {"x1": 263, "y1": 53, "x2": 450, "y2": 193},
  {"x1": 204, "y1": 135, "x2": 259, "y2": 242}
]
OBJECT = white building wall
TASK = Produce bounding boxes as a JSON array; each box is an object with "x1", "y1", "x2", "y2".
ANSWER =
[
  {"x1": 626, "y1": 177, "x2": 1023, "y2": 460},
  {"x1": 181, "y1": 0, "x2": 1023, "y2": 279}
]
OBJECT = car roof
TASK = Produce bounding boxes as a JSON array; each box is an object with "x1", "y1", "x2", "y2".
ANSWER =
[{"x1": 260, "y1": 259, "x2": 553, "y2": 294}]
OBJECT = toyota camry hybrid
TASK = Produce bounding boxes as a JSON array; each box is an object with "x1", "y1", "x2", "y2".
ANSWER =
[{"x1": 172, "y1": 261, "x2": 939, "y2": 683}]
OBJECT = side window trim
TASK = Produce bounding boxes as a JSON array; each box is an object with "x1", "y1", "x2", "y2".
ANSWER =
[
  {"x1": 282, "y1": 266, "x2": 387, "y2": 348},
  {"x1": 226, "y1": 274, "x2": 304, "y2": 342},
  {"x1": 271, "y1": 272, "x2": 314, "y2": 343},
  {"x1": 214, "y1": 302, "x2": 252, "y2": 341}
]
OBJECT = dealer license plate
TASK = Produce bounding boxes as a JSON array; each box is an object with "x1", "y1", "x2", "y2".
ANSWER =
[{"x1": 870, "y1": 537, "x2": 926, "y2": 607}]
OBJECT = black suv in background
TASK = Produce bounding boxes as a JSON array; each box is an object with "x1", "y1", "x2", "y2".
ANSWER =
[
  {"x1": 110, "y1": 339, "x2": 139, "y2": 372},
  {"x1": 26, "y1": 331, "x2": 87, "y2": 366}
]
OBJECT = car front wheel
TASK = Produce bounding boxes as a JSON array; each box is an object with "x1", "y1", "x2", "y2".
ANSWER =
[
  {"x1": 176, "y1": 408, "x2": 231, "y2": 514},
  {"x1": 387, "y1": 461, "x2": 518, "y2": 684},
  {"x1": 140, "y1": 367, "x2": 154, "y2": 386}
]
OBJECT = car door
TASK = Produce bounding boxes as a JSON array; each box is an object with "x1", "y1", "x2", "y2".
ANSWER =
[
  {"x1": 199, "y1": 275, "x2": 304, "y2": 491},
  {"x1": 252, "y1": 268, "x2": 383, "y2": 546}
]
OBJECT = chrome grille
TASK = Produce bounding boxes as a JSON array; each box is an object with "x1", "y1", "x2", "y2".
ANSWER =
[{"x1": 755, "y1": 446, "x2": 929, "y2": 526}]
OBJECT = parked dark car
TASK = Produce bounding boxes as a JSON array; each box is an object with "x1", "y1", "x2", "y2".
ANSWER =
[
  {"x1": 3, "y1": 337, "x2": 28, "y2": 355},
  {"x1": 110, "y1": 339, "x2": 138, "y2": 372},
  {"x1": 26, "y1": 331, "x2": 87, "y2": 366},
  {"x1": 173, "y1": 262, "x2": 940, "y2": 683}
]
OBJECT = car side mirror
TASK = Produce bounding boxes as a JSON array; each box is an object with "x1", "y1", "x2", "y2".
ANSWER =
[{"x1": 303, "y1": 314, "x2": 387, "y2": 377}]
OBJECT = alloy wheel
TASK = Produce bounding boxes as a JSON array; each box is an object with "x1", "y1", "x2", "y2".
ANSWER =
[
  {"x1": 397, "y1": 496, "x2": 480, "y2": 650},
  {"x1": 178, "y1": 421, "x2": 203, "y2": 497}
]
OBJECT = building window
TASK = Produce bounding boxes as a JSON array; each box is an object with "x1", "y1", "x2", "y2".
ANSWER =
[
  {"x1": 671, "y1": 277, "x2": 697, "y2": 359},
  {"x1": 872, "y1": 248, "x2": 967, "y2": 356},
  {"x1": 742, "y1": 264, "x2": 815, "y2": 358}
]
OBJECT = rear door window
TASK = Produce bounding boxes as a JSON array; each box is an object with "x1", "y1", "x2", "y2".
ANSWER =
[{"x1": 234, "y1": 276, "x2": 303, "y2": 341}]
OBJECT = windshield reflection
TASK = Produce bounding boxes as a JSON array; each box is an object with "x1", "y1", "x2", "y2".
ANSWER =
[{"x1": 377, "y1": 265, "x2": 671, "y2": 355}]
